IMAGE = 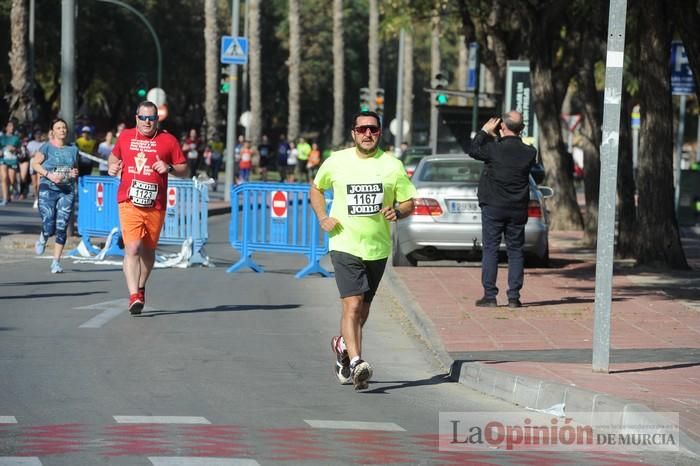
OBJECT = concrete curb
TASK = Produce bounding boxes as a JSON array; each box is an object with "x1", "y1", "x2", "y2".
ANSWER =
[{"x1": 383, "y1": 263, "x2": 700, "y2": 458}]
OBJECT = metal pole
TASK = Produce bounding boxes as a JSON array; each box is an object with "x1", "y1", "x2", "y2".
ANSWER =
[
  {"x1": 242, "y1": 0, "x2": 250, "y2": 140},
  {"x1": 96, "y1": 0, "x2": 162, "y2": 88},
  {"x1": 592, "y1": 0, "x2": 627, "y2": 373},
  {"x1": 674, "y1": 95, "x2": 686, "y2": 211},
  {"x1": 60, "y1": 0, "x2": 75, "y2": 135},
  {"x1": 395, "y1": 29, "x2": 405, "y2": 155},
  {"x1": 224, "y1": 0, "x2": 241, "y2": 202}
]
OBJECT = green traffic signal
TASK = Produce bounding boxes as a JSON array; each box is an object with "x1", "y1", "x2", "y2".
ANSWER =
[
  {"x1": 137, "y1": 88, "x2": 147, "y2": 98},
  {"x1": 436, "y1": 93, "x2": 448, "y2": 105}
]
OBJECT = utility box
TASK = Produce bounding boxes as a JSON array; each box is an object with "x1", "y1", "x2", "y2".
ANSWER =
[{"x1": 678, "y1": 169, "x2": 700, "y2": 226}]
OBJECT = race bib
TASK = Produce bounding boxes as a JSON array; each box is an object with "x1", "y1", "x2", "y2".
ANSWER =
[
  {"x1": 3, "y1": 149, "x2": 16, "y2": 161},
  {"x1": 129, "y1": 179, "x2": 159, "y2": 208},
  {"x1": 346, "y1": 183, "x2": 384, "y2": 216},
  {"x1": 53, "y1": 166, "x2": 73, "y2": 185}
]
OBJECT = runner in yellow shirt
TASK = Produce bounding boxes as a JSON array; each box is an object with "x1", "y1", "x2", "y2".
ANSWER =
[{"x1": 311, "y1": 111, "x2": 416, "y2": 390}]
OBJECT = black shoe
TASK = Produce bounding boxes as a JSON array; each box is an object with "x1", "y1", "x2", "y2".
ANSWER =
[
  {"x1": 350, "y1": 359, "x2": 373, "y2": 390},
  {"x1": 475, "y1": 297, "x2": 497, "y2": 307},
  {"x1": 508, "y1": 298, "x2": 523, "y2": 308}
]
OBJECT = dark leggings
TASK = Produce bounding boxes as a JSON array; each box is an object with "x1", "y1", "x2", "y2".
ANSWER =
[{"x1": 38, "y1": 187, "x2": 74, "y2": 245}]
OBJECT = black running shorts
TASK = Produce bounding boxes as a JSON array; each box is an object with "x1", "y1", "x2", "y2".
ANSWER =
[{"x1": 330, "y1": 251, "x2": 387, "y2": 303}]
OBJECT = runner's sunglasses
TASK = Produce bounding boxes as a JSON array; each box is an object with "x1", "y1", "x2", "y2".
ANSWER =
[
  {"x1": 137, "y1": 115, "x2": 158, "y2": 122},
  {"x1": 353, "y1": 125, "x2": 381, "y2": 135}
]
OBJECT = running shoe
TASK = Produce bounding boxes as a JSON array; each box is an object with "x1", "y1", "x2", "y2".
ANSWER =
[
  {"x1": 33, "y1": 199, "x2": 38, "y2": 209},
  {"x1": 0, "y1": 200, "x2": 6, "y2": 207},
  {"x1": 351, "y1": 359, "x2": 373, "y2": 391},
  {"x1": 50, "y1": 260, "x2": 63, "y2": 274},
  {"x1": 138, "y1": 287, "x2": 146, "y2": 305},
  {"x1": 331, "y1": 336, "x2": 352, "y2": 385},
  {"x1": 35, "y1": 232, "x2": 47, "y2": 256},
  {"x1": 128, "y1": 293, "x2": 144, "y2": 315}
]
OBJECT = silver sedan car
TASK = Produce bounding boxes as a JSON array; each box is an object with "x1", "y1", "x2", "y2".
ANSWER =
[{"x1": 393, "y1": 154, "x2": 553, "y2": 267}]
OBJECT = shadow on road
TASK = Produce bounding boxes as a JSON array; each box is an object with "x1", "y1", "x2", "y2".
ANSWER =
[{"x1": 138, "y1": 303, "x2": 302, "y2": 317}]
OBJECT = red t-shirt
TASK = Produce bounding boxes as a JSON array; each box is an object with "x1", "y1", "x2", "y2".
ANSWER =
[{"x1": 112, "y1": 128, "x2": 186, "y2": 211}]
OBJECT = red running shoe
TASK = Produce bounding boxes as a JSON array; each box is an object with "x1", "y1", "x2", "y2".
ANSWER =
[{"x1": 128, "y1": 293, "x2": 144, "y2": 315}]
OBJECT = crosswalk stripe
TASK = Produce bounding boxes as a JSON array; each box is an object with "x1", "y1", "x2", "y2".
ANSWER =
[
  {"x1": 0, "y1": 459, "x2": 42, "y2": 465},
  {"x1": 149, "y1": 458, "x2": 259, "y2": 466},
  {"x1": 0, "y1": 416, "x2": 17, "y2": 424},
  {"x1": 114, "y1": 416, "x2": 211, "y2": 424},
  {"x1": 304, "y1": 419, "x2": 405, "y2": 431}
]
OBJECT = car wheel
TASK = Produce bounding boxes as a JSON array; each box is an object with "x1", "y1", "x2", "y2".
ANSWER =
[
  {"x1": 392, "y1": 232, "x2": 417, "y2": 267},
  {"x1": 525, "y1": 243, "x2": 549, "y2": 268}
]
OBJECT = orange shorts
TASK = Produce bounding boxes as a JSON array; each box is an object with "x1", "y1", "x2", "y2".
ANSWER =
[{"x1": 119, "y1": 202, "x2": 166, "y2": 249}]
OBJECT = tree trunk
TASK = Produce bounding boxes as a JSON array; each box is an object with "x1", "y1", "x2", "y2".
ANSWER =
[
  {"x1": 368, "y1": 0, "x2": 379, "y2": 111},
  {"x1": 287, "y1": 0, "x2": 301, "y2": 141},
  {"x1": 636, "y1": 0, "x2": 689, "y2": 269},
  {"x1": 402, "y1": 29, "x2": 414, "y2": 145},
  {"x1": 617, "y1": 91, "x2": 637, "y2": 259},
  {"x1": 248, "y1": 0, "x2": 261, "y2": 146},
  {"x1": 331, "y1": 0, "x2": 345, "y2": 148},
  {"x1": 203, "y1": 0, "x2": 219, "y2": 143},
  {"x1": 7, "y1": 0, "x2": 37, "y2": 126},
  {"x1": 531, "y1": 64, "x2": 583, "y2": 230},
  {"x1": 577, "y1": 25, "x2": 602, "y2": 246}
]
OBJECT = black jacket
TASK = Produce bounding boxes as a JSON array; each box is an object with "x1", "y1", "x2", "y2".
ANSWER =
[{"x1": 469, "y1": 130, "x2": 537, "y2": 209}]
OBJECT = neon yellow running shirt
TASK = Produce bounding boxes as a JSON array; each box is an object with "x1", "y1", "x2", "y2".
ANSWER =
[{"x1": 314, "y1": 147, "x2": 416, "y2": 260}]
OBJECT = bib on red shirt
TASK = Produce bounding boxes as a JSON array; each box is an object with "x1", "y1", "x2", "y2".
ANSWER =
[{"x1": 112, "y1": 128, "x2": 186, "y2": 210}]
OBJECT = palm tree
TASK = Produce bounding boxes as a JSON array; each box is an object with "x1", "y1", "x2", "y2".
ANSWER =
[
  {"x1": 402, "y1": 28, "x2": 414, "y2": 145},
  {"x1": 287, "y1": 0, "x2": 301, "y2": 142},
  {"x1": 203, "y1": 0, "x2": 219, "y2": 142},
  {"x1": 331, "y1": 0, "x2": 345, "y2": 147},
  {"x1": 7, "y1": 0, "x2": 37, "y2": 125},
  {"x1": 368, "y1": 0, "x2": 379, "y2": 111},
  {"x1": 249, "y1": 0, "x2": 262, "y2": 146}
]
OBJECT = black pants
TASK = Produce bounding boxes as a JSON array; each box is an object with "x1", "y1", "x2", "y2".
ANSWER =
[{"x1": 480, "y1": 204, "x2": 527, "y2": 300}]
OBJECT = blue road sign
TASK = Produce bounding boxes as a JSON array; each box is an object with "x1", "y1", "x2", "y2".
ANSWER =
[
  {"x1": 671, "y1": 41, "x2": 695, "y2": 96},
  {"x1": 221, "y1": 36, "x2": 248, "y2": 65},
  {"x1": 467, "y1": 42, "x2": 479, "y2": 91}
]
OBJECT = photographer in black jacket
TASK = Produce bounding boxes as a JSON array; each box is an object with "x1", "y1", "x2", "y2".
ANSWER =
[{"x1": 469, "y1": 111, "x2": 537, "y2": 308}]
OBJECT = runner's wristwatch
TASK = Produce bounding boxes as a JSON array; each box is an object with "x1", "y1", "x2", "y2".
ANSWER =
[{"x1": 167, "y1": 164, "x2": 174, "y2": 173}]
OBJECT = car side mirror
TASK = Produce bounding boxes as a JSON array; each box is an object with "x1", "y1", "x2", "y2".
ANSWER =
[{"x1": 538, "y1": 186, "x2": 554, "y2": 199}]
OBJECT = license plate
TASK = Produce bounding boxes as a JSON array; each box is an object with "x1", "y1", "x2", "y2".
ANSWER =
[{"x1": 447, "y1": 200, "x2": 479, "y2": 213}]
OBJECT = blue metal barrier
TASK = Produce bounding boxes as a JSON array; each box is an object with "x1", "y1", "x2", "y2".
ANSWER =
[
  {"x1": 227, "y1": 182, "x2": 332, "y2": 278},
  {"x1": 70, "y1": 176, "x2": 209, "y2": 265},
  {"x1": 71, "y1": 176, "x2": 123, "y2": 257},
  {"x1": 160, "y1": 178, "x2": 210, "y2": 265}
]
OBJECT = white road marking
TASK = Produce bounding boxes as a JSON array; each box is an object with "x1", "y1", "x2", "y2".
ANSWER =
[
  {"x1": 79, "y1": 308, "x2": 123, "y2": 328},
  {"x1": 149, "y1": 458, "x2": 259, "y2": 466},
  {"x1": 0, "y1": 459, "x2": 42, "y2": 465},
  {"x1": 114, "y1": 416, "x2": 210, "y2": 424},
  {"x1": 304, "y1": 419, "x2": 405, "y2": 431},
  {"x1": 77, "y1": 299, "x2": 155, "y2": 328},
  {"x1": 0, "y1": 416, "x2": 17, "y2": 424}
]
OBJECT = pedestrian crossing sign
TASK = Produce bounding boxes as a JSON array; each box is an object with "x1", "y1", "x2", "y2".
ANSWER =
[{"x1": 220, "y1": 36, "x2": 248, "y2": 65}]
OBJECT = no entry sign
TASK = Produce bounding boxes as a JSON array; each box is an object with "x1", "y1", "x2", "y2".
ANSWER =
[
  {"x1": 271, "y1": 190, "x2": 288, "y2": 218},
  {"x1": 167, "y1": 186, "x2": 177, "y2": 208},
  {"x1": 96, "y1": 182, "x2": 104, "y2": 208}
]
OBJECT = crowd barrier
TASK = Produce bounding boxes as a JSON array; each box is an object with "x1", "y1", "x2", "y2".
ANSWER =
[
  {"x1": 227, "y1": 182, "x2": 332, "y2": 278},
  {"x1": 69, "y1": 176, "x2": 210, "y2": 265}
]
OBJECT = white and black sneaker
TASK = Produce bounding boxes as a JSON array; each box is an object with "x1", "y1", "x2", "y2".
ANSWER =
[
  {"x1": 331, "y1": 336, "x2": 352, "y2": 385},
  {"x1": 350, "y1": 359, "x2": 373, "y2": 391}
]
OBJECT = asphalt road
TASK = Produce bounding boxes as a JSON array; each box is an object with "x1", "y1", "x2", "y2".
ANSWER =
[{"x1": 0, "y1": 208, "x2": 694, "y2": 465}]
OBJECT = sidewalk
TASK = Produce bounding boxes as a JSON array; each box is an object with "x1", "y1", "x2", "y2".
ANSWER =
[{"x1": 385, "y1": 227, "x2": 700, "y2": 455}]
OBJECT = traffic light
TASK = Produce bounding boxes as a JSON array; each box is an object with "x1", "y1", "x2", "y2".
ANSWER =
[
  {"x1": 375, "y1": 88, "x2": 385, "y2": 115},
  {"x1": 432, "y1": 72, "x2": 449, "y2": 105},
  {"x1": 220, "y1": 78, "x2": 230, "y2": 94},
  {"x1": 359, "y1": 87, "x2": 370, "y2": 111},
  {"x1": 135, "y1": 74, "x2": 148, "y2": 98}
]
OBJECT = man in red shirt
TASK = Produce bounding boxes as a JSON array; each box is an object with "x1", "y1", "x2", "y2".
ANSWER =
[{"x1": 108, "y1": 101, "x2": 188, "y2": 315}]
